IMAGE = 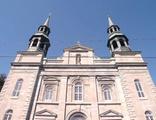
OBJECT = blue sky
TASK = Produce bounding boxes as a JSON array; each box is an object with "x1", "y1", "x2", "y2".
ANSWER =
[{"x1": 0, "y1": 0, "x2": 156, "y2": 83}]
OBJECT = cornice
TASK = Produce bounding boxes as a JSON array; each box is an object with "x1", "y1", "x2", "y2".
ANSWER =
[
  {"x1": 98, "y1": 102, "x2": 121, "y2": 105},
  {"x1": 17, "y1": 51, "x2": 44, "y2": 55},
  {"x1": 112, "y1": 51, "x2": 142, "y2": 56},
  {"x1": 66, "y1": 102, "x2": 92, "y2": 105},
  {"x1": 43, "y1": 64, "x2": 116, "y2": 69},
  {"x1": 11, "y1": 62, "x2": 147, "y2": 68},
  {"x1": 11, "y1": 62, "x2": 42, "y2": 67},
  {"x1": 116, "y1": 62, "x2": 147, "y2": 67}
]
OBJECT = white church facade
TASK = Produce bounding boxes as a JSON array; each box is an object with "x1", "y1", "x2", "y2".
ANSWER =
[{"x1": 0, "y1": 16, "x2": 156, "y2": 120}]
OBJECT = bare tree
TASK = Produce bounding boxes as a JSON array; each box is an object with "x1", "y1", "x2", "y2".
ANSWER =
[{"x1": 0, "y1": 74, "x2": 6, "y2": 91}]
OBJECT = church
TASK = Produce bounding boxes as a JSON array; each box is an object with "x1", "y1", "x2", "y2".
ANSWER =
[{"x1": 0, "y1": 16, "x2": 156, "y2": 120}]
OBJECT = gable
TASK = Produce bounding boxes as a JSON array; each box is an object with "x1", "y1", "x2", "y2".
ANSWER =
[
  {"x1": 35, "y1": 109, "x2": 57, "y2": 117},
  {"x1": 100, "y1": 110, "x2": 123, "y2": 118},
  {"x1": 64, "y1": 43, "x2": 93, "y2": 52}
]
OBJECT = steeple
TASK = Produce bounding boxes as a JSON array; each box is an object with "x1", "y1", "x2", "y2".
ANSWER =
[
  {"x1": 37, "y1": 15, "x2": 51, "y2": 36},
  {"x1": 43, "y1": 15, "x2": 50, "y2": 27},
  {"x1": 108, "y1": 17, "x2": 114, "y2": 27},
  {"x1": 107, "y1": 16, "x2": 120, "y2": 34},
  {"x1": 107, "y1": 17, "x2": 131, "y2": 53},
  {"x1": 27, "y1": 16, "x2": 51, "y2": 56}
]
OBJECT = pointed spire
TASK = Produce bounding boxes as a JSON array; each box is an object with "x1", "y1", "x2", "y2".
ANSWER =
[
  {"x1": 108, "y1": 17, "x2": 114, "y2": 27},
  {"x1": 43, "y1": 15, "x2": 51, "y2": 27}
]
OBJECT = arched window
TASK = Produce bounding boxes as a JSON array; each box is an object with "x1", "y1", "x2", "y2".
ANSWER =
[
  {"x1": 69, "y1": 112, "x2": 86, "y2": 120},
  {"x1": 114, "y1": 27, "x2": 117, "y2": 31},
  {"x1": 74, "y1": 82, "x2": 83, "y2": 101},
  {"x1": 112, "y1": 41, "x2": 118, "y2": 49},
  {"x1": 39, "y1": 27, "x2": 45, "y2": 32},
  {"x1": 110, "y1": 28, "x2": 113, "y2": 33},
  {"x1": 145, "y1": 111, "x2": 154, "y2": 120},
  {"x1": 32, "y1": 39, "x2": 38, "y2": 47},
  {"x1": 12, "y1": 79, "x2": 23, "y2": 96},
  {"x1": 43, "y1": 85, "x2": 53, "y2": 101},
  {"x1": 76, "y1": 54, "x2": 81, "y2": 64},
  {"x1": 102, "y1": 87, "x2": 111, "y2": 100},
  {"x1": 119, "y1": 39, "x2": 125, "y2": 47},
  {"x1": 134, "y1": 79, "x2": 144, "y2": 97},
  {"x1": 3, "y1": 109, "x2": 13, "y2": 120}
]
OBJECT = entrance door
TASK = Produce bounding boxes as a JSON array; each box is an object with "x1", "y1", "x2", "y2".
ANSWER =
[{"x1": 69, "y1": 112, "x2": 86, "y2": 120}]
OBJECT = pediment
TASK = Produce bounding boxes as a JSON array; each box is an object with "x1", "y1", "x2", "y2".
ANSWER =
[
  {"x1": 35, "y1": 109, "x2": 57, "y2": 117},
  {"x1": 64, "y1": 43, "x2": 93, "y2": 52},
  {"x1": 100, "y1": 110, "x2": 123, "y2": 118}
]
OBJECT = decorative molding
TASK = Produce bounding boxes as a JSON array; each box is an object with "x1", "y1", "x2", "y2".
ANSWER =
[
  {"x1": 98, "y1": 102, "x2": 121, "y2": 105},
  {"x1": 64, "y1": 43, "x2": 93, "y2": 52},
  {"x1": 42, "y1": 76, "x2": 60, "y2": 82},
  {"x1": 112, "y1": 51, "x2": 141, "y2": 56},
  {"x1": 116, "y1": 62, "x2": 147, "y2": 67},
  {"x1": 35, "y1": 109, "x2": 57, "y2": 117},
  {"x1": 96, "y1": 75, "x2": 115, "y2": 81},
  {"x1": 66, "y1": 102, "x2": 92, "y2": 105},
  {"x1": 65, "y1": 109, "x2": 88, "y2": 120},
  {"x1": 17, "y1": 51, "x2": 44, "y2": 55},
  {"x1": 10, "y1": 96, "x2": 19, "y2": 99},
  {"x1": 121, "y1": 78, "x2": 136, "y2": 119},
  {"x1": 11, "y1": 62, "x2": 42, "y2": 67},
  {"x1": 37, "y1": 101, "x2": 59, "y2": 105},
  {"x1": 100, "y1": 109, "x2": 123, "y2": 118},
  {"x1": 43, "y1": 64, "x2": 116, "y2": 69},
  {"x1": 139, "y1": 98, "x2": 148, "y2": 100}
]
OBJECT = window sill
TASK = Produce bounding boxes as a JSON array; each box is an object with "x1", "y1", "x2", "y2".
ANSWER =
[
  {"x1": 10, "y1": 96, "x2": 19, "y2": 99},
  {"x1": 37, "y1": 101, "x2": 59, "y2": 105},
  {"x1": 98, "y1": 102, "x2": 121, "y2": 105},
  {"x1": 66, "y1": 102, "x2": 92, "y2": 105},
  {"x1": 139, "y1": 97, "x2": 148, "y2": 100}
]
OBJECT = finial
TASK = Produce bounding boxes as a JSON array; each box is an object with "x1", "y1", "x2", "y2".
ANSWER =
[
  {"x1": 108, "y1": 16, "x2": 114, "y2": 27},
  {"x1": 43, "y1": 13, "x2": 51, "y2": 27}
]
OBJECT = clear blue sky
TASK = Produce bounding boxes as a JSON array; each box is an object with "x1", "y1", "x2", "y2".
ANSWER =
[{"x1": 0, "y1": 0, "x2": 156, "y2": 83}]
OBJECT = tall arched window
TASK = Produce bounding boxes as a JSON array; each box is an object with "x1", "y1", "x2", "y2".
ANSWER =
[
  {"x1": 145, "y1": 111, "x2": 154, "y2": 120},
  {"x1": 32, "y1": 39, "x2": 38, "y2": 47},
  {"x1": 12, "y1": 79, "x2": 23, "y2": 96},
  {"x1": 112, "y1": 41, "x2": 118, "y2": 49},
  {"x1": 69, "y1": 112, "x2": 86, "y2": 120},
  {"x1": 102, "y1": 87, "x2": 112, "y2": 100},
  {"x1": 74, "y1": 82, "x2": 83, "y2": 101},
  {"x1": 110, "y1": 28, "x2": 113, "y2": 33},
  {"x1": 119, "y1": 39, "x2": 125, "y2": 47},
  {"x1": 134, "y1": 79, "x2": 144, "y2": 97},
  {"x1": 76, "y1": 54, "x2": 81, "y2": 64},
  {"x1": 3, "y1": 109, "x2": 13, "y2": 120},
  {"x1": 43, "y1": 85, "x2": 53, "y2": 101},
  {"x1": 39, "y1": 27, "x2": 45, "y2": 32}
]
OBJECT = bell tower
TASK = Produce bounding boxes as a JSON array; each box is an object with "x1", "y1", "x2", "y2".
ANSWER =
[
  {"x1": 0, "y1": 16, "x2": 52, "y2": 120},
  {"x1": 28, "y1": 16, "x2": 51, "y2": 56},
  {"x1": 107, "y1": 17, "x2": 131, "y2": 53}
]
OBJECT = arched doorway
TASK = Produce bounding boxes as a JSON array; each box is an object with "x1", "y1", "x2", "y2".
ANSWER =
[{"x1": 69, "y1": 112, "x2": 86, "y2": 120}]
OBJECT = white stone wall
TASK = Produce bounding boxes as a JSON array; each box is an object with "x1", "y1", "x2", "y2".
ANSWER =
[
  {"x1": 0, "y1": 51, "x2": 43, "y2": 120},
  {"x1": 0, "y1": 67, "x2": 40, "y2": 119},
  {"x1": 0, "y1": 45, "x2": 156, "y2": 120}
]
